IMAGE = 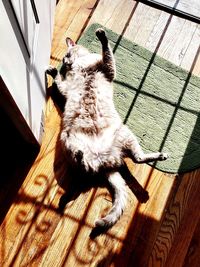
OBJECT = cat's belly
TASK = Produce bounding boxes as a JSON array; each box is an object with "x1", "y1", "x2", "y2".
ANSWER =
[{"x1": 61, "y1": 126, "x2": 123, "y2": 172}]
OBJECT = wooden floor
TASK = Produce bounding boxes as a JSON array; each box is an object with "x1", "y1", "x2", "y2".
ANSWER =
[{"x1": 1, "y1": 0, "x2": 200, "y2": 266}]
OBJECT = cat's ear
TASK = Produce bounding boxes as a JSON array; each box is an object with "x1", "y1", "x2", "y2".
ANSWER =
[{"x1": 66, "y1": 37, "x2": 76, "y2": 48}]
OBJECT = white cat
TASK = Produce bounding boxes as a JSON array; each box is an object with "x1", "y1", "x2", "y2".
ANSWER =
[{"x1": 47, "y1": 29, "x2": 168, "y2": 229}]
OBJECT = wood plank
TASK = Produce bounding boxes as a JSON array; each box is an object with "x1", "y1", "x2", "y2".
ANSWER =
[
  {"x1": 149, "y1": 169, "x2": 200, "y2": 267},
  {"x1": 183, "y1": 215, "x2": 200, "y2": 267},
  {"x1": 38, "y1": 159, "x2": 152, "y2": 266},
  {"x1": 156, "y1": 15, "x2": 185, "y2": 61},
  {"x1": 193, "y1": 50, "x2": 200, "y2": 77},
  {"x1": 112, "y1": 169, "x2": 175, "y2": 267},
  {"x1": 164, "y1": 170, "x2": 200, "y2": 267},
  {"x1": 88, "y1": 0, "x2": 137, "y2": 35},
  {"x1": 164, "y1": 20, "x2": 197, "y2": 67},
  {"x1": 0, "y1": 112, "x2": 60, "y2": 265},
  {"x1": 180, "y1": 25, "x2": 200, "y2": 76},
  {"x1": 124, "y1": 3, "x2": 163, "y2": 48},
  {"x1": 151, "y1": 0, "x2": 200, "y2": 17}
]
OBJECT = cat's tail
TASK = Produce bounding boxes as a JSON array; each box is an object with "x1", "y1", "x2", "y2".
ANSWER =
[{"x1": 95, "y1": 171, "x2": 127, "y2": 229}]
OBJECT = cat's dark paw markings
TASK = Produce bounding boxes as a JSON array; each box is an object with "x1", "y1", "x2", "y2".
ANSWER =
[
  {"x1": 160, "y1": 152, "x2": 168, "y2": 160},
  {"x1": 96, "y1": 28, "x2": 108, "y2": 45},
  {"x1": 46, "y1": 65, "x2": 58, "y2": 78}
]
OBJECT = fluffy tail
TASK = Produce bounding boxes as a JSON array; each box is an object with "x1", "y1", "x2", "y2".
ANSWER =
[{"x1": 95, "y1": 171, "x2": 127, "y2": 228}]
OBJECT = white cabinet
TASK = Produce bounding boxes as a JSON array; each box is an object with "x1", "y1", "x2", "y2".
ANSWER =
[{"x1": 0, "y1": 0, "x2": 56, "y2": 143}]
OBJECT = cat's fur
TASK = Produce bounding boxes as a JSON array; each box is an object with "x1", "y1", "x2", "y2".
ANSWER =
[{"x1": 47, "y1": 29, "x2": 168, "y2": 229}]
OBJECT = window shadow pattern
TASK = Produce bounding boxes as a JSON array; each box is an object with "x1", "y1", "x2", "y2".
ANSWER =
[
  {"x1": 109, "y1": 0, "x2": 200, "y2": 173},
  {"x1": 77, "y1": 0, "x2": 200, "y2": 173}
]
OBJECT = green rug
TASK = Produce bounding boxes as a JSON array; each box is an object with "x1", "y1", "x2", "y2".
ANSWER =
[{"x1": 78, "y1": 23, "x2": 200, "y2": 173}]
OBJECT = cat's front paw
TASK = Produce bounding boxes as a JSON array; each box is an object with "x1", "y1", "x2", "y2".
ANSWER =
[
  {"x1": 46, "y1": 65, "x2": 58, "y2": 78},
  {"x1": 96, "y1": 28, "x2": 108, "y2": 45},
  {"x1": 160, "y1": 152, "x2": 169, "y2": 161}
]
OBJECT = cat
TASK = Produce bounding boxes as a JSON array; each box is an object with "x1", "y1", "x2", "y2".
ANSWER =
[{"x1": 46, "y1": 28, "x2": 168, "y2": 229}]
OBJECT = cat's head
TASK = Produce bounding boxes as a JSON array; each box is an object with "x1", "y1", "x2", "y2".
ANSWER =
[{"x1": 62, "y1": 37, "x2": 90, "y2": 65}]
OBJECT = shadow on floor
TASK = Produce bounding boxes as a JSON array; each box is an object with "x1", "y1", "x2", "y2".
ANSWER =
[{"x1": 0, "y1": 106, "x2": 39, "y2": 226}]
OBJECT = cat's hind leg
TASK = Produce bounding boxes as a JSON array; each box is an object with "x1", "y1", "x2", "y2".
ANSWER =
[
  {"x1": 120, "y1": 125, "x2": 168, "y2": 163},
  {"x1": 96, "y1": 28, "x2": 116, "y2": 81}
]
